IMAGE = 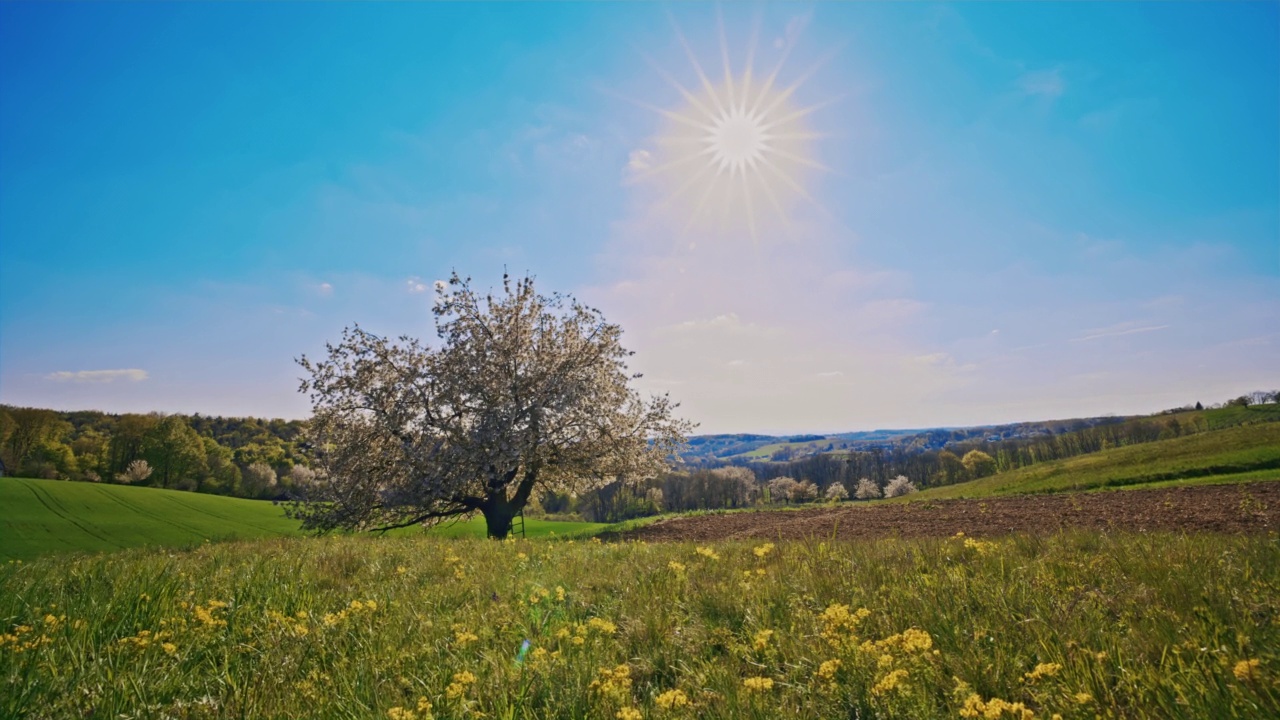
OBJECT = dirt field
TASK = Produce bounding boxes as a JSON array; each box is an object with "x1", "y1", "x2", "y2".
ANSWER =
[{"x1": 620, "y1": 481, "x2": 1280, "y2": 542}]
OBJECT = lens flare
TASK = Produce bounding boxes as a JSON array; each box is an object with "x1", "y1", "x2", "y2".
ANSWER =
[{"x1": 627, "y1": 10, "x2": 834, "y2": 244}]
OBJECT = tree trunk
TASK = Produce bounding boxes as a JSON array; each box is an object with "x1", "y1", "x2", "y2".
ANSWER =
[{"x1": 480, "y1": 497, "x2": 517, "y2": 539}]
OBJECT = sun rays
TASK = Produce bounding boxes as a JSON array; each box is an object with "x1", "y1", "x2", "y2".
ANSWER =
[{"x1": 626, "y1": 10, "x2": 836, "y2": 244}]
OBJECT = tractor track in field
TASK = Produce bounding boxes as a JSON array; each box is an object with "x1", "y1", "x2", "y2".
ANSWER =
[{"x1": 616, "y1": 481, "x2": 1280, "y2": 542}]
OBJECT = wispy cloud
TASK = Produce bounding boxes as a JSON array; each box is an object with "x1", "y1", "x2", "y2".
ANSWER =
[
  {"x1": 1070, "y1": 324, "x2": 1169, "y2": 342},
  {"x1": 44, "y1": 369, "x2": 149, "y2": 383},
  {"x1": 1018, "y1": 68, "x2": 1065, "y2": 99}
]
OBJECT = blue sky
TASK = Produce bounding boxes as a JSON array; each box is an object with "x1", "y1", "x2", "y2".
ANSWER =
[{"x1": 1, "y1": 3, "x2": 1276, "y2": 434}]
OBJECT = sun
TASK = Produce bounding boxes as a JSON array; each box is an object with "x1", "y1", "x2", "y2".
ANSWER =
[{"x1": 627, "y1": 13, "x2": 833, "y2": 243}]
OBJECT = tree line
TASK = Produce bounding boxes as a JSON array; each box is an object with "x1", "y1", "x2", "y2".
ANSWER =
[
  {"x1": 567, "y1": 391, "x2": 1277, "y2": 523},
  {"x1": 0, "y1": 405, "x2": 313, "y2": 499}
]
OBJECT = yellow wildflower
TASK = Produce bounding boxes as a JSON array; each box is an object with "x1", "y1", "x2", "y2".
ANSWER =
[
  {"x1": 1233, "y1": 658, "x2": 1261, "y2": 681},
  {"x1": 387, "y1": 708, "x2": 415, "y2": 720},
  {"x1": 655, "y1": 689, "x2": 690, "y2": 709},
  {"x1": 816, "y1": 659, "x2": 842, "y2": 682},
  {"x1": 899, "y1": 628, "x2": 933, "y2": 653},
  {"x1": 872, "y1": 668, "x2": 909, "y2": 695},
  {"x1": 753, "y1": 542, "x2": 775, "y2": 558},
  {"x1": 742, "y1": 676, "x2": 774, "y2": 692},
  {"x1": 963, "y1": 537, "x2": 998, "y2": 554},
  {"x1": 958, "y1": 694, "x2": 1035, "y2": 720},
  {"x1": 1074, "y1": 692, "x2": 1093, "y2": 704},
  {"x1": 752, "y1": 629, "x2": 774, "y2": 651},
  {"x1": 695, "y1": 547, "x2": 720, "y2": 561},
  {"x1": 454, "y1": 629, "x2": 479, "y2": 646},
  {"x1": 818, "y1": 604, "x2": 871, "y2": 648},
  {"x1": 445, "y1": 670, "x2": 476, "y2": 700},
  {"x1": 1024, "y1": 662, "x2": 1062, "y2": 682},
  {"x1": 161, "y1": 642, "x2": 177, "y2": 656},
  {"x1": 616, "y1": 708, "x2": 643, "y2": 720},
  {"x1": 589, "y1": 664, "x2": 633, "y2": 705},
  {"x1": 416, "y1": 697, "x2": 433, "y2": 714},
  {"x1": 587, "y1": 617, "x2": 617, "y2": 635},
  {"x1": 668, "y1": 561, "x2": 687, "y2": 575},
  {"x1": 555, "y1": 586, "x2": 566, "y2": 602}
]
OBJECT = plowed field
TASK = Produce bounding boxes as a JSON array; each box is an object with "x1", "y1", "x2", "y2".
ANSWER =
[{"x1": 620, "y1": 481, "x2": 1280, "y2": 542}]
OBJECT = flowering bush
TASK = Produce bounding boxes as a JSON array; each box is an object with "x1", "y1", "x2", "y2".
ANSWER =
[{"x1": 884, "y1": 475, "x2": 917, "y2": 498}]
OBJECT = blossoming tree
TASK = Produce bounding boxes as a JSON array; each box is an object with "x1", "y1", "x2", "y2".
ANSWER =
[{"x1": 290, "y1": 272, "x2": 692, "y2": 538}]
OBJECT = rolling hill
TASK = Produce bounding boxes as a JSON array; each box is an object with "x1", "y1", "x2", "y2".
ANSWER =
[
  {"x1": 901, "y1": 421, "x2": 1280, "y2": 501},
  {"x1": 0, "y1": 478, "x2": 604, "y2": 561}
]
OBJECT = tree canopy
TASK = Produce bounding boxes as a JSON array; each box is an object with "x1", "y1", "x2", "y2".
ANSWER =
[{"x1": 290, "y1": 273, "x2": 692, "y2": 538}]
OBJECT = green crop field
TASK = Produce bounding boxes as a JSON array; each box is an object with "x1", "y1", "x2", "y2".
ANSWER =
[
  {"x1": 904, "y1": 422, "x2": 1280, "y2": 502},
  {"x1": 0, "y1": 478, "x2": 605, "y2": 562},
  {"x1": 0, "y1": 478, "x2": 303, "y2": 562},
  {"x1": 2, "y1": 532, "x2": 1276, "y2": 719}
]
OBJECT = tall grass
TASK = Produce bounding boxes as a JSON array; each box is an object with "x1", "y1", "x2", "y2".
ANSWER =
[{"x1": 2, "y1": 532, "x2": 1276, "y2": 719}]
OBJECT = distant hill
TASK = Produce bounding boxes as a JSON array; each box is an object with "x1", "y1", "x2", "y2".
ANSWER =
[{"x1": 679, "y1": 416, "x2": 1131, "y2": 464}]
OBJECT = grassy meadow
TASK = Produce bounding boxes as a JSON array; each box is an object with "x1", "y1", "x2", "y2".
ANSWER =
[
  {"x1": 3, "y1": 532, "x2": 1277, "y2": 719},
  {"x1": 0, "y1": 478, "x2": 605, "y2": 562},
  {"x1": 905, "y1": 422, "x2": 1280, "y2": 502}
]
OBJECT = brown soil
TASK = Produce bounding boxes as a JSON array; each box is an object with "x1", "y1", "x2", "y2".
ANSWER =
[{"x1": 617, "y1": 481, "x2": 1280, "y2": 542}]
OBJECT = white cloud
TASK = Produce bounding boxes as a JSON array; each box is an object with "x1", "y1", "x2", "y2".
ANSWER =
[
  {"x1": 45, "y1": 369, "x2": 149, "y2": 383},
  {"x1": 1018, "y1": 68, "x2": 1065, "y2": 99},
  {"x1": 626, "y1": 148, "x2": 652, "y2": 175},
  {"x1": 406, "y1": 277, "x2": 429, "y2": 294},
  {"x1": 1070, "y1": 324, "x2": 1169, "y2": 343},
  {"x1": 317, "y1": 282, "x2": 334, "y2": 296}
]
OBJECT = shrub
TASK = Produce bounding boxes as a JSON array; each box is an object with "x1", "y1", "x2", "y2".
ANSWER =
[
  {"x1": 854, "y1": 477, "x2": 881, "y2": 500},
  {"x1": 824, "y1": 483, "x2": 849, "y2": 502},
  {"x1": 790, "y1": 480, "x2": 819, "y2": 503},
  {"x1": 117, "y1": 459, "x2": 152, "y2": 485},
  {"x1": 884, "y1": 475, "x2": 916, "y2": 498},
  {"x1": 768, "y1": 477, "x2": 798, "y2": 504}
]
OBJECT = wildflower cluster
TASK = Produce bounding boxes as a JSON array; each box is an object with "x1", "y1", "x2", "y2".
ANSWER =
[
  {"x1": 953, "y1": 532, "x2": 998, "y2": 555},
  {"x1": 265, "y1": 609, "x2": 311, "y2": 637},
  {"x1": 445, "y1": 670, "x2": 476, "y2": 700},
  {"x1": 321, "y1": 599, "x2": 377, "y2": 627},
  {"x1": 654, "y1": 688, "x2": 690, "y2": 710},
  {"x1": 818, "y1": 603, "x2": 872, "y2": 649},
  {"x1": 386, "y1": 697, "x2": 433, "y2": 720},
  {"x1": 0, "y1": 622, "x2": 53, "y2": 653},
  {"x1": 188, "y1": 599, "x2": 230, "y2": 629},
  {"x1": 589, "y1": 664, "x2": 633, "y2": 705},
  {"x1": 742, "y1": 676, "x2": 774, "y2": 693}
]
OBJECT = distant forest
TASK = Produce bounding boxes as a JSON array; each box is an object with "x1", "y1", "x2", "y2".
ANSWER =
[
  {"x1": 2, "y1": 389, "x2": 1274, "y2": 513},
  {"x1": 0, "y1": 406, "x2": 311, "y2": 499}
]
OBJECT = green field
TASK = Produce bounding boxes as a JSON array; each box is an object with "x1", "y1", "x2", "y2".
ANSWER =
[
  {"x1": 3, "y1": 532, "x2": 1275, "y2": 719},
  {"x1": 0, "y1": 478, "x2": 303, "y2": 562},
  {"x1": 0, "y1": 478, "x2": 605, "y2": 562},
  {"x1": 904, "y1": 422, "x2": 1280, "y2": 502}
]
